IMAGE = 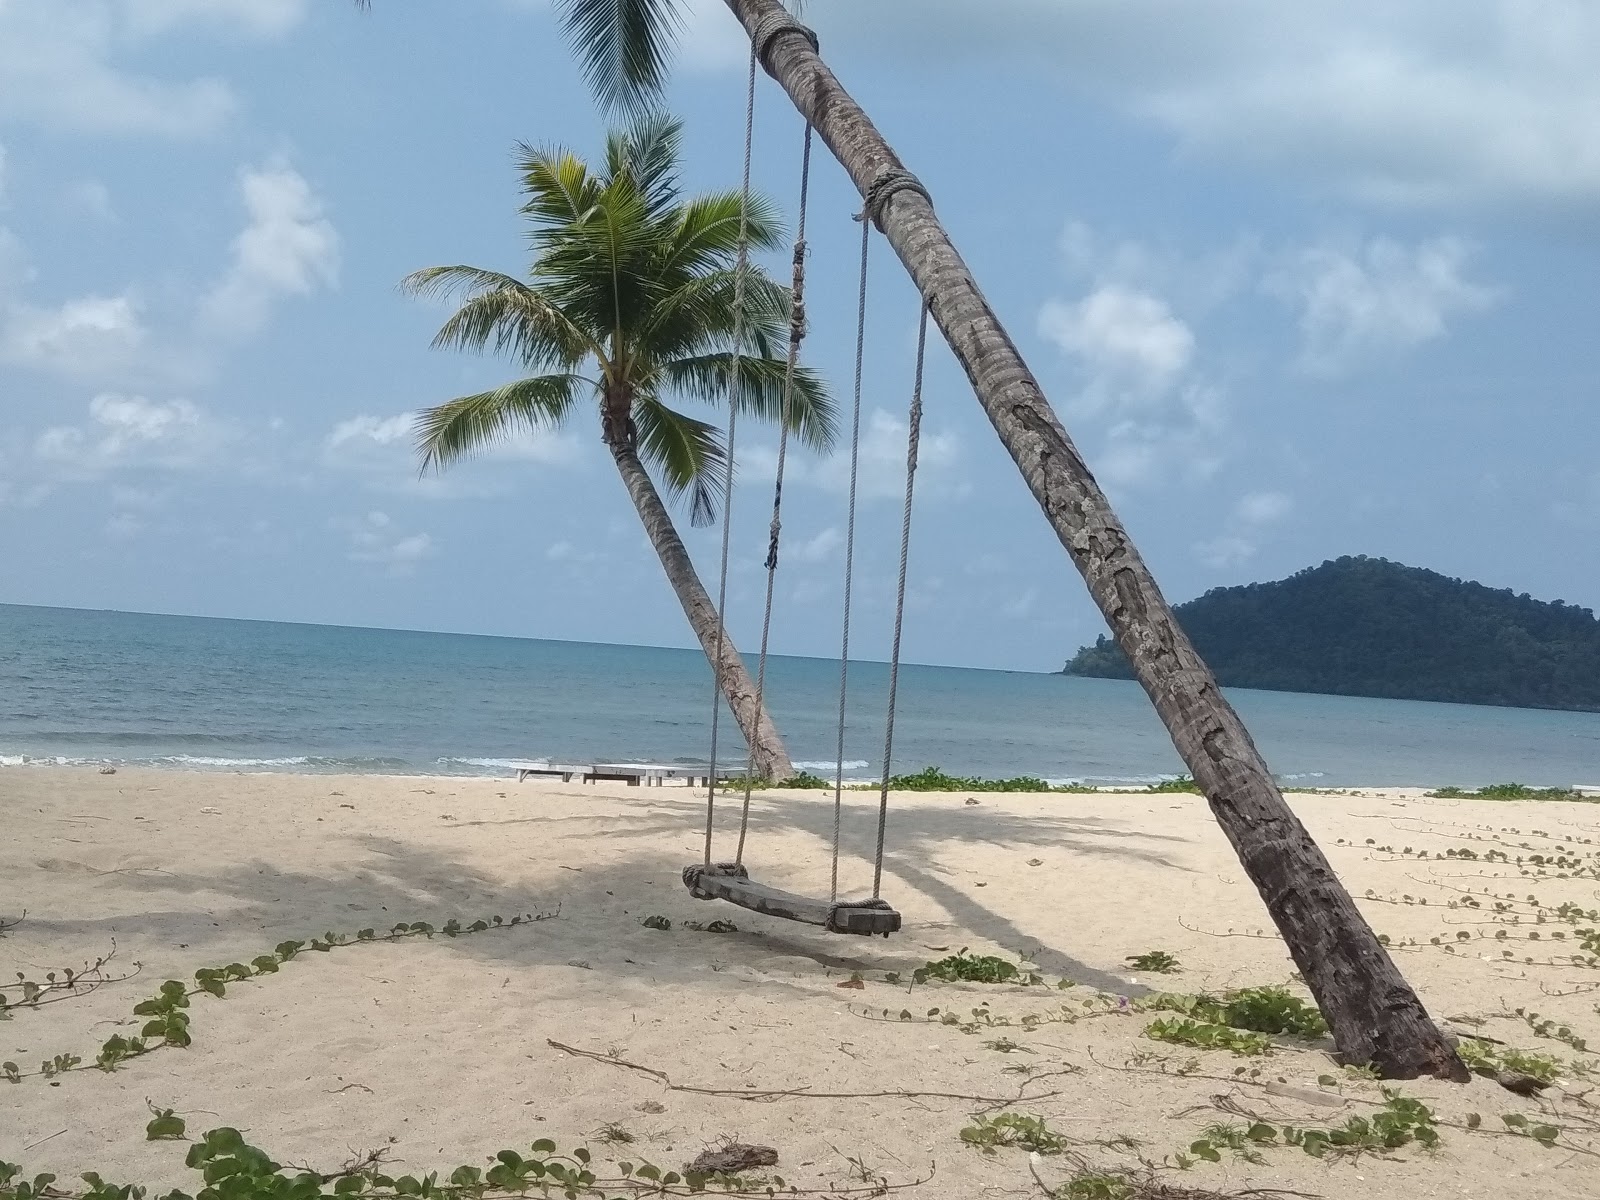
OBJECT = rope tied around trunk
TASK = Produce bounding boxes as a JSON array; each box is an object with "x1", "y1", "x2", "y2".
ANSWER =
[
  {"x1": 858, "y1": 167, "x2": 932, "y2": 232},
  {"x1": 752, "y1": 10, "x2": 818, "y2": 64}
]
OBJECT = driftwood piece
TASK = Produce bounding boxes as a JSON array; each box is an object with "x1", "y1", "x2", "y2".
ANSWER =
[
  {"x1": 682, "y1": 863, "x2": 900, "y2": 936},
  {"x1": 686, "y1": 1143, "x2": 778, "y2": 1176}
]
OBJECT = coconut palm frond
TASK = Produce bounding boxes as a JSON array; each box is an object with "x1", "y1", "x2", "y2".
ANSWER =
[
  {"x1": 402, "y1": 268, "x2": 598, "y2": 369},
  {"x1": 415, "y1": 374, "x2": 589, "y2": 472},
  {"x1": 606, "y1": 111, "x2": 684, "y2": 220},
  {"x1": 661, "y1": 353, "x2": 835, "y2": 452},
  {"x1": 555, "y1": 0, "x2": 686, "y2": 115},
  {"x1": 634, "y1": 394, "x2": 727, "y2": 525}
]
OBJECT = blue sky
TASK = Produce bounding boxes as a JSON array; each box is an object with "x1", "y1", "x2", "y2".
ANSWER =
[{"x1": 2, "y1": 0, "x2": 1598, "y2": 672}]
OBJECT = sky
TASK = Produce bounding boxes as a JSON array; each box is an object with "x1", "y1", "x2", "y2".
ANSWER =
[{"x1": 2, "y1": 0, "x2": 1599, "y2": 673}]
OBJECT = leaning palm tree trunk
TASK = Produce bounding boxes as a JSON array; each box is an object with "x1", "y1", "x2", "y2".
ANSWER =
[
  {"x1": 726, "y1": 0, "x2": 1463, "y2": 1081},
  {"x1": 610, "y1": 441, "x2": 795, "y2": 781}
]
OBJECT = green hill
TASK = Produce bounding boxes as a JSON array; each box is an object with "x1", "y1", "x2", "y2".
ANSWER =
[{"x1": 1063, "y1": 556, "x2": 1600, "y2": 712}]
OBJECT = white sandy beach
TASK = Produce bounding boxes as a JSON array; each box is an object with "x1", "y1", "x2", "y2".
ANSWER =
[{"x1": 4, "y1": 767, "x2": 1599, "y2": 1198}]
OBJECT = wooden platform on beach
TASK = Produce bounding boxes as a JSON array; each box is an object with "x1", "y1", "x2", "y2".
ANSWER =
[{"x1": 512, "y1": 762, "x2": 732, "y2": 787}]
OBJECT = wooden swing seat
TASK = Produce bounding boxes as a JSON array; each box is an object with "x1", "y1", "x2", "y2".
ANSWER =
[{"x1": 682, "y1": 862, "x2": 901, "y2": 937}]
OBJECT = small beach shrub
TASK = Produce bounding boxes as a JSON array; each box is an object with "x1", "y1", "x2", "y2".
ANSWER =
[
  {"x1": 915, "y1": 950, "x2": 1023, "y2": 985},
  {"x1": 1125, "y1": 950, "x2": 1182, "y2": 974},
  {"x1": 1142, "y1": 775, "x2": 1202, "y2": 794},
  {"x1": 1212, "y1": 986, "x2": 1327, "y2": 1038},
  {"x1": 887, "y1": 766, "x2": 1074, "y2": 792},
  {"x1": 775, "y1": 771, "x2": 830, "y2": 789},
  {"x1": 1144, "y1": 1018, "x2": 1272, "y2": 1056},
  {"x1": 1427, "y1": 783, "x2": 1591, "y2": 802},
  {"x1": 959, "y1": 1112, "x2": 1069, "y2": 1154},
  {"x1": 1141, "y1": 986, "x2": 1327, "y2": 1038},
  {"x1": 1456, "y1": 1039, "x2": 1562, "y2": 1084}
]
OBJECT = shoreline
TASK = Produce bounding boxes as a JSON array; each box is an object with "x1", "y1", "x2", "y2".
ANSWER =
[{"x1": 2, "y1": 757, "x2": 1596, "y2": 801}]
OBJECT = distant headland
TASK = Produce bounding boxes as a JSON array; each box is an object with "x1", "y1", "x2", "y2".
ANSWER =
[{"x1": 1062, "y1": 556, "x2": 1600, "y2": 712}]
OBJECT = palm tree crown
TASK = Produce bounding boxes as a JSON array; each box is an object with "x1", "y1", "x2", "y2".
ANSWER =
[{"x1": 404, "y1": 113, "x2": 833, "y2": 524}]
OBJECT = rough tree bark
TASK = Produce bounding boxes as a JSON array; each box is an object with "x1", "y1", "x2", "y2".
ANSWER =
[
  {"x1": 609, "y1": 441, "x2": 795, "y2": 781},
  {"x1": 725, "y1": 0, "x2": 1465, "y2": 1080}
]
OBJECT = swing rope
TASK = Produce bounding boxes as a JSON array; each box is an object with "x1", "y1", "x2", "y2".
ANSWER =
[
  {"x1": 874, "y1": 301, "x2": 930, "y2": 898},
  {"x1": 733, "y1": 122, "x2": 815, "y2": 866},
  {"x1": 830, "y1": 208, "x2": 871, "y2": 902},
  {"x1": 701, "y1": 40, "x2": 761, "y2": 867}
]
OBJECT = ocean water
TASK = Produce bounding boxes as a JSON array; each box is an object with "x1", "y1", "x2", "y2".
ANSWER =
[{"x1": 1, "y1": 603, "x2": 1597, "y2": 788}]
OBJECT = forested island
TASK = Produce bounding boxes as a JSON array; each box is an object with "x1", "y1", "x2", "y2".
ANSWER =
[{"x1": 1063, "y1": 556, "x2": 1600, "y2": 712}]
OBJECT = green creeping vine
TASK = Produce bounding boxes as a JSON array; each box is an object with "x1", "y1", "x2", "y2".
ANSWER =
[
  {"x1": 2, "y1": 948, "x2": 136, "y2": 1020},
  {"x1": 1, "y1": 1124, "x2": 921, "y2": 1200},
  {"x1": 1182, "y1": 1091, "x2": 1440, "y2": 1162},
  {"x1": 1, "y1": 912, "x2": 556, "y2": 1085}
]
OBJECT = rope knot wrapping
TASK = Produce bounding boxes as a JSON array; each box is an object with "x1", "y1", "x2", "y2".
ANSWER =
[
  {"x1": 858, "y1": 167, "x2": 932, "y2": 232},
  {"x1": 752, "y1": 11, "x2": 818, "y2": 64}
]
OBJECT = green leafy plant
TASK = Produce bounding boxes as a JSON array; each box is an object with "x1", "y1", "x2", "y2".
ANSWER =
[
  {"x1": 1143, "y1": 1018, "x2": 1272, "y2": 1056},
  {"x1": 1124, "y1": 951, "x2": 1181, "y2": 974},
  {"x1": 1456, "y1": 1039, "x2": 1563, "y2": 1084},
  {"x1": 885, "y1": 766, "x2": 1085, "y2": 793},
  {"x1": 1427, "y1": 784, "x2": 1591, "y2": 802},
  {"x1": 1141, "y1": 987, "x2": 1328, "y2": 1039},
  {"x1": 1060, "y1": 1173, "x2": 1135, "y2": 1200},
  {"x1": 1141, "y1": 776, "x2": 1201, "y2": 794},
  {"x1": 915, "y1": 950, "x2": 1024, "y2": 985},
  {"x1": 1498, "y1": 1112, "x2": 1563, "y2": 1148},
  {"x1": 959, "y1": 1113, "x2": 1070, "y2": 1155},
  {"x1": 1187, "y1": 1091, "x2": 1439, "y2": 1162},
  {"x1": 2, "y1": 1125, "x2": 913, "y2": 1200}
]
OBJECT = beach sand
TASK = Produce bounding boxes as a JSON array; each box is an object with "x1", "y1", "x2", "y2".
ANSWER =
[{"x1": 4, "y1": 767, "x2": 1598, "y2": 1198}]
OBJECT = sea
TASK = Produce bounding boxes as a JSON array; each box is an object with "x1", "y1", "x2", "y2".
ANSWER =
[{"x1": 1, "y1": 603, "x2": 1597, "y2": 788}]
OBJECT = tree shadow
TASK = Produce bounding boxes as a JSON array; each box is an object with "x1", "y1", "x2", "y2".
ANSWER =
[{"x1": 19, "y1": 788, "x2": 1197, "y2": 1000}]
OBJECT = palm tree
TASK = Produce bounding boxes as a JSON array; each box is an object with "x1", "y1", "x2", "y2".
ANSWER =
[
  {"x1": 404, "y1": 114, "x2": 833, "y2": 780},
  {"x1": 532, "y1": 0, "x2": 1465, "y2": 1080}
]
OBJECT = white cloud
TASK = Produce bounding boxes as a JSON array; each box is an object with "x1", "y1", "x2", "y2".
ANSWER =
[
  {"x1": 1, "y1": 292, "x2": 149, "y2": 379},
  {"x1": 200, "y1": 160, "x2": 338, "y2": 337},
  {"x1": 0, "y1": 1, "x2": 235, "y2": 136},
  {"x1": 124, "y1": 0, "x2": 308, "y2": 38},
  {"x1": 34, "y1": 393, "x2": 225, "y2": 476},
  {"x1": 327, "y1": 413, "x2": 412, "y2": 453},
  {"x1": 1266, "y1": 235, "x2": 1498, "y2": 373},
  {"x1": 1235, "y1": 490, "x2": 1292, "y2": 525},
  {"x1": 1193, "y1": 489, "x2": 1296, "y2": 567},
  {"x1": 1040, "y1": 258, "x2": 1224, "y2": 489},
  {"x1": 787, "y1": 525, "x2": 841, "y2": 564},
  {"x1": 835, "y1": 1, "x2": 1600, "y2": 210},
  {"x1": 1039, "y1": 285, "x2": 1195, "y2": 397},
  {"x1": 335, "y1": 510, "x2": 434, "y2": 576}
]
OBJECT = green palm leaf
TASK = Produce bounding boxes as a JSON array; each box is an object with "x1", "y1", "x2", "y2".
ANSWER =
[
  {"x1": 416, "y1": 374, "x2": 589, "y2": 472},
  {"x1": 634, "y1": 395, "x2": 727, "y2": 526},
  {"x1": 661, "y1": 353, "x2": 834, "y2": 452},
  {"x1": 402, "y1": 267, "x2": 598, "y2": 368},
  {"x1": 555, "y1": 0, "x2": 685, "y2": 114}
]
